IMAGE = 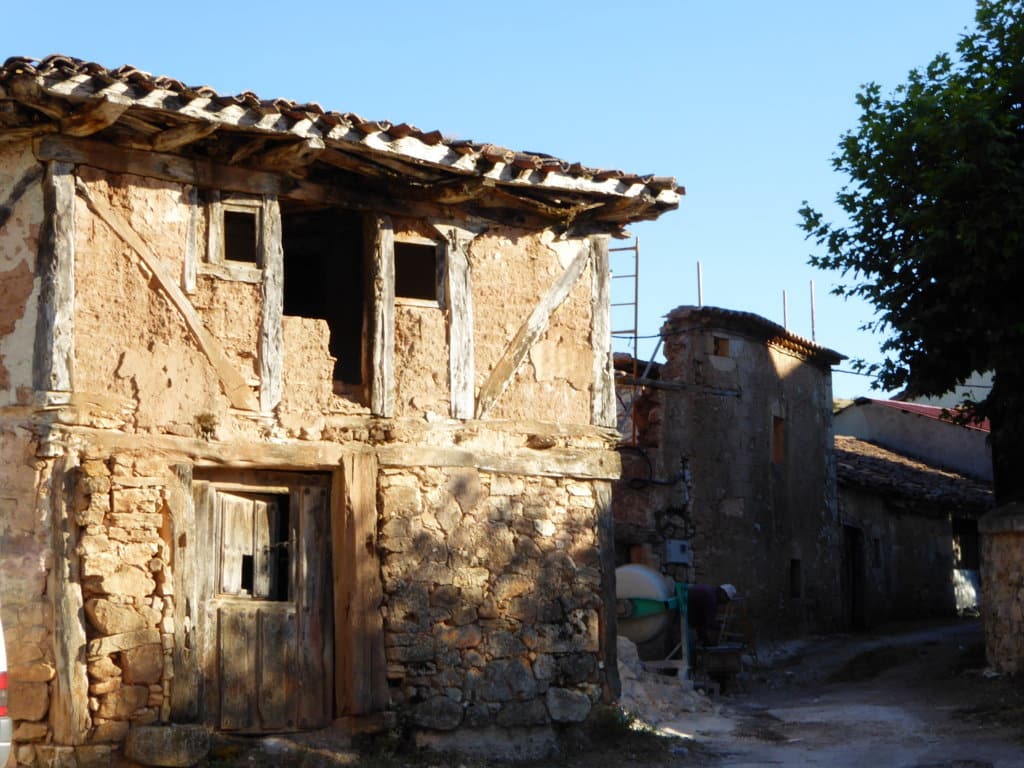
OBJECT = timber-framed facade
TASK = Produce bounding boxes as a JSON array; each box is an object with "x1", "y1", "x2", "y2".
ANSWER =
[{"x1": 0, "y1": 56, "x2": 682, "y2": 764}]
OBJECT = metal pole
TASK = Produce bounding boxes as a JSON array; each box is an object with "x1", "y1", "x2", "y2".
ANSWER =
[
  {"x1": 697, "y1": 262, "x2": 703, "y2": 306},
  {"x1": 810, "y1": 280, "x2": 817, "y2": 342},
  {"x1": 783, "y1": 290, "x2": 788, "y2": 329}
]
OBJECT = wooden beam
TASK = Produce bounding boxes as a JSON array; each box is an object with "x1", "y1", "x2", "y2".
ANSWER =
[
  {"x1": 334, "y1": 453, "x2": 388, "y2": 715},
  {"x1": 0, "y1": 124, "x2": 57, "y2": 144},
  {"x1": 376, "y1": 443, "x2": 621, "y2": 480},
  {"x1": 589, "y1": 236, "x2": 615, "y2": 427},
  {"x1": 259, "y1": 196, "x2": 284, "y2": 414},
  {"x1": 475, "y1": 241, "x2": 591, "y2": 419},
  {"x1": 49, "y1": 456, "x2": 92, "y2": 744},
  {"x1": 170, "y1": 465, "x2": 200, "y2": 721},
  {"x1": 365, "y1": 216, "x2": 395, "y2": 418},
  {"x1": 254, "y1": 137, "x2": 325, "y2": 173},
  {"x1": 33, "y1": 161, "x2": 75, "y2": 395},
  {"x1": 433, "y1": 224, "x2": 477, "y2": 420},
  {"x1": 150, "y1": 121, "x2": 219, "y2": 152},
  {"x1": 60, "y1": 97, "x2": 129, "y2": 138},
  {"x1": 594, "y1": 481, "x2": 621, "y2": 702},
  {"x1": 182, "y1": 185, "x2": 199, "y2": 293},
  {"x1": 74, "y1": 179, "x2": 260, "y2": 411}
]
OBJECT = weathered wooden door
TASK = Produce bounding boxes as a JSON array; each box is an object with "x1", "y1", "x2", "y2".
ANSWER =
[{"x1": 194, "y1": 473, "x2": 332, "y2": 732}]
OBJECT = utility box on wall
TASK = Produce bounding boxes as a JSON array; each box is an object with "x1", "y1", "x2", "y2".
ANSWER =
[{"x1": 665, "y1": 538, "x2": 693, "y2": 565}]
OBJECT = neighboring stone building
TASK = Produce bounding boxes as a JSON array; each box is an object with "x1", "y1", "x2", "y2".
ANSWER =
[
  {"x1": 0, "y1": 55, "x2": 683, "y2": 764},
  {"x1": 613, "y1": 306, "x2": 845, "y2": 643},
  {"x1": 834, "y1": 435, "x2": 993, "y2": 629}
]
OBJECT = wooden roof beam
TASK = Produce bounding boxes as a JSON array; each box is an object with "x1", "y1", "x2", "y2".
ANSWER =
[
  {"x1": 254, "y1": 137, "x2": 324, "y2": 173},
  {"x1": 150, "y1": 121, "x2": 219, "y2": 152},
  {"x1": 61, "y1": 97, "x2": 130, "y2": 137}
]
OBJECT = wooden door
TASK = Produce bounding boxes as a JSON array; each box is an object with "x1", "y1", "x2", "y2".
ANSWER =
[{"x1": 195, "y1": 473, "x2": 331, "y2": 732}]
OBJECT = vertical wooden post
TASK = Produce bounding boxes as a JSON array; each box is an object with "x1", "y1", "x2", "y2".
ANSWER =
[
  {"x1": 33, "y1": 161, "x2": 75, "y2": 398},
  {"x1": 333, "y1": 452, "x2": 388, "y2": 715},
  {"x1": 170, "y1": 465, "x2": 200, "y2": 721},
  {"x1": 49, "y1": 458, "x2": 91, "y2": 744},
  {"x1": 594, "y1": 481, "x2": 621, "y2": 702},
  {"x1": 436, "y1": 225, "x2": 476, "y2": 420},
  {"x1": 182, "y1": 185, "x2": 199, "y2": 294},
  {"x1": 259, "y1": 196, "x2": 284, "y2": 414},
  {"x1": 365, "y1": 216, "x2": 394, "y2": 417},
  {"x1": 590, "y1": 236, "x2": 615, "y2": 427}
]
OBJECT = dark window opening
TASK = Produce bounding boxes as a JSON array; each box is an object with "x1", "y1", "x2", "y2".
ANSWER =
[
  {"x1": 771, "y1": 416, "x2": 785, "y2": 464},
  {"x1": 394, "y1": 241, "x2": 438, "y2": 301},
  {"x1": 282, "y1": 206, "x2": 365, "y2": 384},
  {"x1": 220, "y1": 492, "x2": 290, "y2": 602},
  {"x1": 789, "y1": 558, "x2": 802, "y2": 598},
  {"x1": 712, "y1": 336, "x2": 730, "y2": 357},
  {"x1": 224, "y1": 209, "x2": 259, "y2": 264},
  {"x1": 952, "y1": 518, "x2": 980, "y2": 570}
]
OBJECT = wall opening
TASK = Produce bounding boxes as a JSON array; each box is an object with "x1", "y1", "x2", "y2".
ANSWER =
[
  {"x1": 224, "y1": 209, "x2": 260, "y2": 265},
  {"x1": 712, "y1": 336, "x2": 730, "y2": 357},
  {"x1": 789, "y1": 558, "x2": 802, "y2": 598},
  {"x1": 952, "y1": 518, "x2": 980, "y2": 570},
  {"x1": 282, "y1": 205, "x2": 366, "y2": 384},
  {"x1": 394, "y1": 241, "x2": 439, "y2": 301},
  {"x1": 771, "y1": 416, "x2": 786, "y2": 464},
  {"x1": 219, "y1": 492, "x2": 290, "y2": 601}
]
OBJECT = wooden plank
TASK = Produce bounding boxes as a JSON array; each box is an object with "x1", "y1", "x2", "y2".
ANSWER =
[
  {"x1": 298, "y1": 484, "x2": 330, "y2": 727},
  {"x1": 182, "y1": 185, "x2": 199, "y2": 293},
  {"x1": 434, "y1": 224, "x2": 476, "y2": 420},
  {"x1": 253, "y1": 498, "x2": 272, "y2": 599},
  {"x1": 258, "y1": 606, "x2": 297, "y2": 730},
  {"x1": 376, "y1": 443, "x2": 621, "y2": 480},
  {"x1": 33, "y1": 161, "x2": 75, "y2": 394},
  {"x1": 259, "y1": 196, "x2": 284, "y2": 414},
  {"x1": 589, "y1": 236, "x2": 615, "y2": 427},
  {"x1": 206, "y1": 191, "x2": 223, "y2": 264},
  {"x1": 594, "y1": 481, "x2": 621, "y2": 702},
  {"x1": 150, "y1": 121, "x2": 219, "y2": 152},
  {"x1": 60, "y1": 97, "x2": 129, "y2": 137},
  {"x1": 475, "y1": 242, "x2": 591, "y2": 418},
  {"x1": 74, "y1": 178, "x2": 260, "y2": 411},
  {"x1": 171, "y1": 468, "x2": 201, "y2": 721},
  {"x1": 255, "y1": 137, "x2": 325, "y2": 172},
  {"x1": 334, "y1": 453, "x2": 388, "y2": 715},
  {"x1": 49, "y1": 456, "x2": 91, "y2": 745},
  {"x1": 219, "y1": 494, "x2": 254, "y2": 595},
  {"x1": 365, "y1": 216, "x2": 395, "y2": 417},
  {"x1": 218, "y1": 607, "x2": 257, "y2": 730}
]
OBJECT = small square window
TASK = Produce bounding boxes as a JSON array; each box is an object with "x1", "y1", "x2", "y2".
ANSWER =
[
  {"x1": 712, "y1": 336, "x2": 730, "y2": 357},
  {"x1": 394, "y1": 241, "x2": 438, "y2": 301},
  {"x1": 224, "y1": 209, "x2": 259, "y2": 265},
  {"x1": 772, "y1": 416, "x2": 785, "y2": 464}
]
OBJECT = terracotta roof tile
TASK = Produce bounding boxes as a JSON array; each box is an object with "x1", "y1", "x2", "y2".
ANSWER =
[{"x1": 835, "y1": 435, "x2": 993, "y2": 514}]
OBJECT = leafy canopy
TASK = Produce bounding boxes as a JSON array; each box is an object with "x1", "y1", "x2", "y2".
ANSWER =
[{"x1": 800, "y1": 0, "x2": 1024, "y2": 409}]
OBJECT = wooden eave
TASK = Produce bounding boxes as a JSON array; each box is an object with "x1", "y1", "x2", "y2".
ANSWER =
[{"x1": 0, "y1": 57, "x2": 684, "y2": 235}]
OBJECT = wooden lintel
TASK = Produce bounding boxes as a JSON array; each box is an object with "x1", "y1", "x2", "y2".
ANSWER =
[
  {"x1": 60, "y1": 97, "x2": 130, "y2": 138},
  {"x1": 150, "y1": 121, "x2": 219, "y2": 152},
  {"x1": 475, "y1": 242, "x2": 592, "y2": 419},
  {"x1": 74, "y1": 178, "x2": 259, "y2": 411},
  {"x1": 376, "y1": 443, "x2": 621, "y2": 480},
  {"x1": 254, "y1": 136, "x2": 325, "y2": 172}
]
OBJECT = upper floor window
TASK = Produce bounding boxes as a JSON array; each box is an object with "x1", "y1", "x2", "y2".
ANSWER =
[{"x1": 394, "y1": 239, "x2": 442, "y2": 304}]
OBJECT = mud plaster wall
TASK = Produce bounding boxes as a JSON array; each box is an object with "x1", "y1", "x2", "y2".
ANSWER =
[
  {"x1": 471, "y1": 231, "x2": 593, "y2": 425},
  {"x1": 0, "y1": 142, "x2": 42, "y2": 404},
  {"x1": 394, "y1": 304, "x2": 450, "y2": 418},
  {"x1": 73, "y1": 169, "x2": 241, "y2": 436},
  {"x1": 378, "y1": 467, "x2": 605, "y2": 733},
  {"x1": 838, "y1": 487, "x2": 956, "y2": 626}
]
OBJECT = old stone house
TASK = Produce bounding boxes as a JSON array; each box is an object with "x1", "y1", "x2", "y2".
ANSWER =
[
  {"x1": 0, "y1": 55, "x2": 682, "y2": 765},
  {"x1": 834, "y1": 435, "x2": 993, "y2": 629},
  {"x1": 613, "y1": 306, "x2": 845, "y2": 643}
]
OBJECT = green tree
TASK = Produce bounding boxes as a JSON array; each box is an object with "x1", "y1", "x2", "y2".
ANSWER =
[{"x1": 801, "y1": 0, "x2": 1024, "y2": 504}]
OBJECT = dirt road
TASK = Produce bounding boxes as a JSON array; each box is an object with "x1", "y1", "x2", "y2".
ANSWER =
[{"x1": 665, "y1": 619, "x2": 1024, "y2": 768}]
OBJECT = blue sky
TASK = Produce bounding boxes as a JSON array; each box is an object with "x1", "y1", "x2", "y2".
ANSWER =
[{"x1": 2, "y1": 1, "x2": 980, "y2": 398}]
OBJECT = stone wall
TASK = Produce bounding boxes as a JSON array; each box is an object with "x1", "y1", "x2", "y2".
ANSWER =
[
  {"x1": 980, "y1": 504, "x2": 1024, "y2": 674},
  {"x1": 378, "y1": 467, "x2": 606, "y2": 736}
]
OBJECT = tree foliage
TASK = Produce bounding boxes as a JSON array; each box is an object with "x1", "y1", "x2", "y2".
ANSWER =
[{"x1": 801, "y1": 0, "x2": 1024, "y2": 415}]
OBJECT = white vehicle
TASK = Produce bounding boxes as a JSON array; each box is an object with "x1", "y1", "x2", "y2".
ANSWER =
[{"x1": 0, "y1": 609, "x2": 10, "y2": 765}]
